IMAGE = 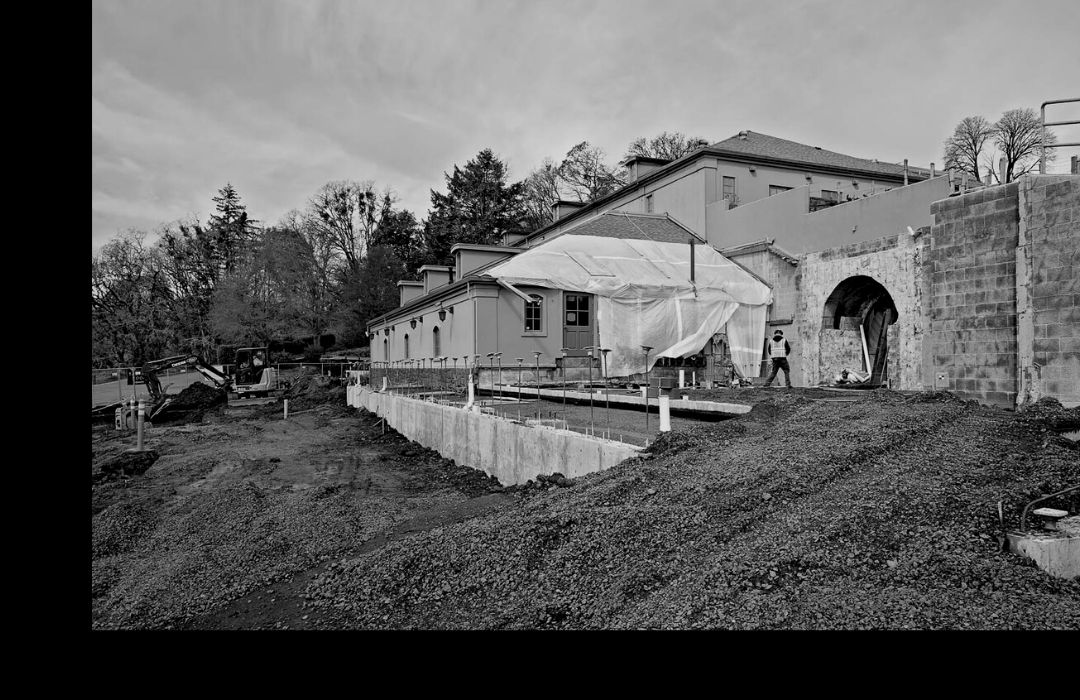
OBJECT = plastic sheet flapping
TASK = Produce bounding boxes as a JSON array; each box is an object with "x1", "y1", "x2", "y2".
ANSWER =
[{"x1": 483, "y1": 234, "x2": 772, "y2": 377}]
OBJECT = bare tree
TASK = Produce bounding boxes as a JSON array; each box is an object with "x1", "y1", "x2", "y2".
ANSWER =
[
  {"x1": 943, "y1": 116, "x2": 994, "y2": 182},
  {"x1": 304, "y1": 180, "x2": 396, "y2": 270},
  {"x1": 994, "y1": 108, "x2": 1057, "y2": 183},
  {"x1": 625, "y1": 131, "x2": 710, "y2": 161},
  {"x1": 558, "y1": 142, "x2": 624, "y2": 202},
  {"x1": 521, "y1": 158, "x2": 562, "y2": 230}
]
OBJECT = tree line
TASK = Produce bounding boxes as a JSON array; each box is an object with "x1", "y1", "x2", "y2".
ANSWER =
[{"x1": 91, "y1": 132, "x2": 709, "y2": 368}]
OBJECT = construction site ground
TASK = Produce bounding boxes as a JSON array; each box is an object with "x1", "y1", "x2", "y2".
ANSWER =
[{"x1": 91, "y1": 378, "x2": 1079, "y2": 629}]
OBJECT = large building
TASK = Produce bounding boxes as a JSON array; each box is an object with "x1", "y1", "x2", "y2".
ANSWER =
[{"x1": 367, "y1": 129, "x2": 1079, "y2": 407}]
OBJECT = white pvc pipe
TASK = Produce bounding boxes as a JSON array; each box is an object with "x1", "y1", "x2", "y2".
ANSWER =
[
  {"x1": 659, "y1": 395, "x2": 671, "y2": 432},
  {"x1": 678, "y1": 369, "x2": 685, "y2": 388},
  {"x1": 137, "y1": 400, "x2": 145, "y2": 450},
  {"x1": 284, "y1": 399, "x2": 289, "y2": 420}
]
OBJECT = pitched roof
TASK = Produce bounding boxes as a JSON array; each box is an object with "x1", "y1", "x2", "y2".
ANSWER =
[
  {"x1": 563, "y1": 212, "x2": 706, "y2": 244},
  {"x1": 520, "y1": 130, "x2": 932, "y2": 246},
  {"x1": 710, "y1": 130, "x2": 932, "y2": 180}
]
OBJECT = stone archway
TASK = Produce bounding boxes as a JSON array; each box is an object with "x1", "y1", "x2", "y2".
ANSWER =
[{"x1": 820, "y1": 275, "x2": 898, "y2": 385}]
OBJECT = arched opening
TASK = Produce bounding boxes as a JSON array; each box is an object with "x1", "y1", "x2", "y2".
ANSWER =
[
  {"x1": 821, "y1": 276, "x2": 898, "y2": 385},
  {"x1": 404, "y1": 334, "x2": 410, "y2": 359},
  {"x1": 432, "y1": 326, "x2": 440, "y2": 357}
]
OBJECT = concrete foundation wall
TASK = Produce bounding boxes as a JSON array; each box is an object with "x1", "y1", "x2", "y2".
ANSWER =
[{"x1": 348, "y1": 388, "x2": 641, "y2": 486}]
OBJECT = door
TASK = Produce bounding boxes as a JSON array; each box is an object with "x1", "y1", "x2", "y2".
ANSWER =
[{"x1": 563, "y1": 293, "x2": 594, "y2": 354}]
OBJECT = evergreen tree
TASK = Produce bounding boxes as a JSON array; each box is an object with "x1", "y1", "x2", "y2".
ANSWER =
[
  {"x1": 208, "y1": 183, "x2": 259, "y2": 273},
  {"x1": 423, "y1": 149, "x2": 529, "y2": 265}
]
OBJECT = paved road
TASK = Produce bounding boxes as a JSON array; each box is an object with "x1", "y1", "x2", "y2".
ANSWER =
[{"x1": 91, "y1": 370, "x2": 206, "y2": 407}]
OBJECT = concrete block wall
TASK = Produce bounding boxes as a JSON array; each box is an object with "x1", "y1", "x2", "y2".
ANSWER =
[
  {"x1": 795, "y1": 231, "x2": 926, "y2": 389},
  {"x1": 350, "y1": 388, "x2": 641, "y2": 486},
  {"x1": 927, "y1": 184, "x2": 1021, "y2": 406},
  {"x1": 1017, "y1": 176, "x2": 1080, "y2": 407}
]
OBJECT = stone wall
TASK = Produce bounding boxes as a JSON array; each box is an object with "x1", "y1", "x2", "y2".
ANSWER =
[{"x1": 795, "y1": 230, "x2": 927, "y2": 390}]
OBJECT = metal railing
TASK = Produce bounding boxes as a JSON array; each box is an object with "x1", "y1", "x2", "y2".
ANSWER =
[{"x1": 1040, "y1": 97, "x2": 1080, "y2": 174}]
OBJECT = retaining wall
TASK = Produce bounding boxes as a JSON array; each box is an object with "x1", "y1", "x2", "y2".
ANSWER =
[{"x1": 347, "y1": 386, "x2": 641, "y2": 486}]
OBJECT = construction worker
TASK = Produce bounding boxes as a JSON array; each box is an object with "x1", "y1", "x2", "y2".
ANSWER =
[
  {"x1": 252, "y1": 351, "x2": 265, "y2": 383},
  {"x1": 763, "y1": 329, "x2": 793, "y2": 388}
]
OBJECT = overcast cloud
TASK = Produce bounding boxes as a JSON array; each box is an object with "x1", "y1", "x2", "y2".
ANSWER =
[{"x1": 92, "y1": 0, "x2": 1080, "y2": 249}]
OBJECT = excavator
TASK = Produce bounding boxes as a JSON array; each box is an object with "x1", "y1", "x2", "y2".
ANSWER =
[{"x1": 139, "y1": 354, "x2": 234, "y2": 421}]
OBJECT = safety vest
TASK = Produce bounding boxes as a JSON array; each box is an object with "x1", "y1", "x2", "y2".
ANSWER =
[{"x1": 769, "y1": 338, "x2": 787, "y2": 358}]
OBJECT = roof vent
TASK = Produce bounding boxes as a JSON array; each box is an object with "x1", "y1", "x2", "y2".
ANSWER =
[{"x1": 738, "y1": 131, "x2": 749, "y2": 140}]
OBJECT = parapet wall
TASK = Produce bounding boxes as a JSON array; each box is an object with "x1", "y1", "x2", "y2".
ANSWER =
[{"x1": 347, "y1": 387, "x2": 641, "y2": 486}]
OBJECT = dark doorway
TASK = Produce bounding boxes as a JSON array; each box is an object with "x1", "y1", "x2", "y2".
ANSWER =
[{"x1": 821, "y1": 276, "x2": 898, "y2": 385}]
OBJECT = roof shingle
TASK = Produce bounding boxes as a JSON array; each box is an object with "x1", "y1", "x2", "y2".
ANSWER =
[
  {"x1": 562, "y1": 212, "x2": 704, "y2": 244},
  {"x1": 710, "y1": 130, "x2": 930, "y2": 180}
]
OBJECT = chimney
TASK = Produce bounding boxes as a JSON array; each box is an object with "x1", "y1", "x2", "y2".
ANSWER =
[
  {"x1": 903, "y1": 159, "x2": 909, "y2": 186},
  {"x1": 551, "y1": 200, "x2": 586, "y2": 221},
  {"x1": 620, "y1": 155, "x2": 671, "y2": 183}
]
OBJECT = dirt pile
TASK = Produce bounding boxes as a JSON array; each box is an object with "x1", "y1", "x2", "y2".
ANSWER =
[
  {"x1": 282, "y1": 371, "x2": 346, "y2": 412},
  {"x1": 303, "y1": 392, "x2": 1079, "y2": 629},
  {"x1": 93, "y1": 450, "x2": 160, "y2": 484},
  {"x1": 152, "y1": 382, "x2": 228, "y2": 424}
]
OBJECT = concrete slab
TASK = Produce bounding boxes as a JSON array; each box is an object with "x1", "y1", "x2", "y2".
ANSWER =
[{"x1": 1007, "y1": 531, "x2": 1079, "y2": 579}]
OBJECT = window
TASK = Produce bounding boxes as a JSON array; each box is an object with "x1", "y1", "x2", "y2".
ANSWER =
[
  {"x1": 432, "y1": 326, "x2": 440, "y2": 356},
  {"x1": 565, "y1": 294, "x2": 590, "y2": 327},
  {"x1": 403, "y1": 334, "x2": 410, "y2": 359},
  {"x1": 645, "y1": 194, "x2": 654, "y2": 213},
  {"x1": 524, "y1": 294, "x2": 543, "y2": 333},
  {"x1": 821, "y1": 189, "x2": 839, "y2": 202},
  {"x1": 722, "y1": 176, "x2": 736, "y2": 201},
  {"x1": 383, "y1": 339, "x2": 388, "y2": 361},
  {"x1": 769, "y1": 185, "x2": 792, "y2": 196}
]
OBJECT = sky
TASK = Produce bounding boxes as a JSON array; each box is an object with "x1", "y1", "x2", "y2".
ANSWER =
[{"x1": 91, "y1": 0, "x2": 1080, "y2": 250}]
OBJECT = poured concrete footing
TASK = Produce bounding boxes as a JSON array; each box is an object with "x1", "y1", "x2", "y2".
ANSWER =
[
  {"x1": 347, "y1": 386, "x2": 641, "y2": 486},
  {"x1": 493, "y1": 384, "x2": 750, "y2": 416},
  {"x1": 1006, "y1": 530, "x2": 1080, "y2": 580}
]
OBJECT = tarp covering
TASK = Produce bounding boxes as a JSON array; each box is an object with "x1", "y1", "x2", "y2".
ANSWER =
[{"x1": 483, "y1": 233, "x2": 773, "y2": 377}]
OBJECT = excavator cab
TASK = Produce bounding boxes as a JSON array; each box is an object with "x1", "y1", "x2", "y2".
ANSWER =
[{"x1": 233, "y1": 347, "x2": 280, "y2": 398}]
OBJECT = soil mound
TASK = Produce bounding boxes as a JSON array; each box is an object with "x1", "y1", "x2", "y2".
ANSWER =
[
  {"x1": 153, "y1": 382, "x2": 228, "y2": 424},
  {"x1": 94, "y1": 450, "x2": 159, "y2": 483}
]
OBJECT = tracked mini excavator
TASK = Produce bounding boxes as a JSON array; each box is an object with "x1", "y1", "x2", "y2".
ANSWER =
[{"x1": 139, "y1": 354, "x2": 233, "y2": 421}]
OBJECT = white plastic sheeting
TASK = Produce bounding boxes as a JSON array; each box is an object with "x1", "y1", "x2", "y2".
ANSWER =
[{"x1": 483, "y1": 234, "x2": 772, "y2": 377}]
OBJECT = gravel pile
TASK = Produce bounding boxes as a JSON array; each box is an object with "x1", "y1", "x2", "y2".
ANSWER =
[
  {"x1": 1018, "y1": 396, "x2": 1080, "y2": 433},
  {"x1": 303, "y1": 391, "x2": 1079, "y2": 629}
]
